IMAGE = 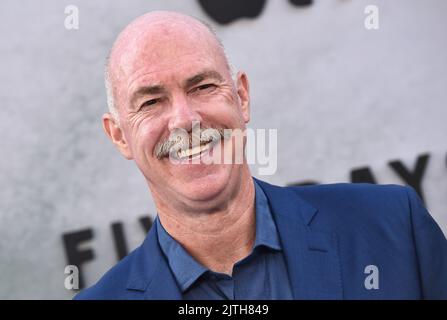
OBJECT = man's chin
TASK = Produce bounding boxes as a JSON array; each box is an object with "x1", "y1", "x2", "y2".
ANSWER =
[{"x1": 171, "y1": 167, "x2": 231, "y2": 202}]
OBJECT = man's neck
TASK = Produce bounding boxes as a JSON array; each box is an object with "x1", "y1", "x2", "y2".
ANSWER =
[{"x1": 154, "y1": 170, "x2": 256, "y2": 275}]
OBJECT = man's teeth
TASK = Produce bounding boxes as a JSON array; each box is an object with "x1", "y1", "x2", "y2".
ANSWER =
[{"x1": 177, "y1": 142, "x2": 211, "y2": 159}]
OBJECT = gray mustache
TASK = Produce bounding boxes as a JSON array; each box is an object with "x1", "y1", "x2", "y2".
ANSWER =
[{"x1": 154, "y1": 127, "x2": 228, "y2": 159}]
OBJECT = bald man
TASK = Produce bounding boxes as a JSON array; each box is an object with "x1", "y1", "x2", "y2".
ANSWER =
[{"x1": 75, "y1": 11, "x2": 447, "y2": 300}]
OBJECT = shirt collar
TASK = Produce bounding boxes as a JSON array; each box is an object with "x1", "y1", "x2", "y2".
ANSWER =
[
  {"x1": 253, "y1": 178, "x2": 282, "y2": 251},
  {"x1": 156, "y1": 178, "x2": 282, "y2": 292},
  {"x1": 156, "y1": 217, "x2": 208, "y2": 292}
]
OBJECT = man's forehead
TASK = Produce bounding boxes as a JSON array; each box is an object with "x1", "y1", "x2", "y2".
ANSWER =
[
  {"x1": 120, "y1": 45, "x2": 227, "y2": 99},
  {"x1": 125, "y1": 43, "x2": 216, "y2": 76},
  {"x1": 130, "y1": 64, "x2": 224, "y2": 88}
]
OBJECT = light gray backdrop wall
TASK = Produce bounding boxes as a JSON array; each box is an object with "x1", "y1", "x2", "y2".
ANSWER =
[{"x1": 0, "y1": 0, "x2": 446, "y2": 299}]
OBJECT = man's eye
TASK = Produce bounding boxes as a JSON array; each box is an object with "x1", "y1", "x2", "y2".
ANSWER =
[
  {"x1": 193, "y1": 83, "x2": 217, "y2": 93},
  {"x1": 140, "y1": 99, "x2": 159, "y2": 109}
]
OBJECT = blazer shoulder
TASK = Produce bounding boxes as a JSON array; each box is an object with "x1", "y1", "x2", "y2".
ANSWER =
[
  {"x1": 73, "y1": 247, "x2": 139, "y2": 300},
  {"x1": 290, "y1": 182, "x2": 410, "y2": 209},
  {"x1": 286, "y1": 183, "x2": 415, "y2": 230}
]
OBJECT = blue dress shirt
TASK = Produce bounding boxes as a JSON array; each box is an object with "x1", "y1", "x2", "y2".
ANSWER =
[{"x1": 156, "y1": 179, "x2": 293, "y2": 300}]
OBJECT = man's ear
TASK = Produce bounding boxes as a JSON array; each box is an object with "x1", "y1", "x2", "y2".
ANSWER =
[
  {"x1": 236, "y1": 71, "x2": 250, "y2": 123},
  {"x1": 102, "y1": 113, "x2": 133, "y2": 160}
]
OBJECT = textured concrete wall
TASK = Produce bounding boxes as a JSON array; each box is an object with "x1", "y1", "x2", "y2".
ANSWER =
[{"x1": 0, "y1": 0, "x2": 446, "y2": 299}]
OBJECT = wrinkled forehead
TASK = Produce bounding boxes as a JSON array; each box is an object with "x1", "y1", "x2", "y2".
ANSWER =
[{"x1": 109, "y1": 18, "x2": 228, "y2": 87}]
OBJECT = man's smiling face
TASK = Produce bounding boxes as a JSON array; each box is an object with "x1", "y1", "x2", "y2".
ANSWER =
[{"x1": 104, "y1": 12, "x2": 250, "y2": 204}]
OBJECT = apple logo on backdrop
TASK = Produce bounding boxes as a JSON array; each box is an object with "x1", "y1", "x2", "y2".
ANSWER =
[
  {"x1": 198, "y1": 0, "x2": 313, "y2": 25},
  {"x1": 198, "y1": 0, "x2": 267, "y2": 25},
  {"x1": 289, "y1": 0, "x2": 313, "y2": 7}
]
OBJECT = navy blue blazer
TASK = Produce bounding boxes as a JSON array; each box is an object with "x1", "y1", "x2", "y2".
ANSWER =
[{"x1": 75, "y1": 179, "x2": 447, "y2": 299}]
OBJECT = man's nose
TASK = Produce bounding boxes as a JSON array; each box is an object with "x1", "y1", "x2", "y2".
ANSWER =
[{"x1": 168, "y1": 95, "x2": 202, "y2": 132}]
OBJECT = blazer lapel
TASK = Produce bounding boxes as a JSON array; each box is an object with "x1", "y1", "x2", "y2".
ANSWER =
[
  {"x1": 256, "y1": 179, "x2": 343, "y2": 299},
  {"x1": 126, "y1": 221, "x2": 182, "y2": 300}
]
